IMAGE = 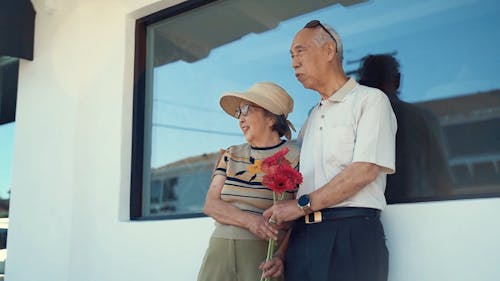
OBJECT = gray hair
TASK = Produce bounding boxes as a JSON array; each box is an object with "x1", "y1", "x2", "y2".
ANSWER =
[{"x1": 312, "y1": 24, "x2": 344, "y2": 62}]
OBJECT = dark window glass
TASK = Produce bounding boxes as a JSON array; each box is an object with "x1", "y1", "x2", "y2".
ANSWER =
[{"x1": 131, "y1": 0, "x2": 500, "y2": 219}]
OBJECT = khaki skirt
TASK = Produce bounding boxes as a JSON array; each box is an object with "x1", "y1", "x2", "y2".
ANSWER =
[{"x1": 197, "y1": 237, "x2": 282, "y2": 281}]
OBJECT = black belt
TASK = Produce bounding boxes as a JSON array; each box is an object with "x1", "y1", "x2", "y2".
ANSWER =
[{"x1": 304, "y1": 207, "x2": 380, "y2": 224}]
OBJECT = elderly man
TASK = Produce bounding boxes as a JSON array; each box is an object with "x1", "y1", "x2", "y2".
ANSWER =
[{"x1": 263, "y1": 20, "x2": 397, "y2": 281}]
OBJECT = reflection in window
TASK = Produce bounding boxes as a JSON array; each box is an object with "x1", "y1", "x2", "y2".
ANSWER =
[
  {"x1": 0, "y1": 56, "x2": 17, "y2": 277},
  {"x1": 426, "y1": 97, "x2": 500, "y2": 194},
  {"x1": 0, "y1": 123, "x2": 13, "y2": 215},
  {"x1": 0, "y1": 57, "x2": 17, "y2": 217},
  {"x1": 133, "y1": 0, "x2": 500, "y2": 219}
]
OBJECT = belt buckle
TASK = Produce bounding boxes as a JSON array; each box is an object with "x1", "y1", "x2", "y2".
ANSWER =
[{"x1": 305, "y1": 211, "x2": 323, "y2": 224}]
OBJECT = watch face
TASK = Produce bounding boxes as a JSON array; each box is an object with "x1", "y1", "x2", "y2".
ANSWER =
[{"x1": 298, "y1": 194, "x2": 310, "y2": 207}]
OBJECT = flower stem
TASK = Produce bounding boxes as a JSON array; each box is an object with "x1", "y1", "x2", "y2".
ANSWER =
[
  {"x1": 260, "y1": 191, "x2": 277, "y2": 281},
  {"x1": 280, "y1": 192, "x2": 285, "y2": 200},
  {"x1": 260, "y1": 237, "x2": 275, "y2": 281}
]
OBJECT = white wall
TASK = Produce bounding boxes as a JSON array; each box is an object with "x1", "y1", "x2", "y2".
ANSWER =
[
  {"x1": 6, "y1": 0, "x2": 500, "y2": 281},
  {"x1": 383, "y1": 198, "x2": 500, "y2": 281},
  {"x1": 7, "y1": 0, "x2": 215, "y2": 280}
]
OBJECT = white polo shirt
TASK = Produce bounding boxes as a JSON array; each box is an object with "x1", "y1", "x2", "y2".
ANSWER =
[{"x1": 297, "y1": 78, "x2": 397, "y2": 210}]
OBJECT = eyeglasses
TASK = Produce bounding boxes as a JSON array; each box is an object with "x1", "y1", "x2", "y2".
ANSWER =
[
  {"x1": 234, "y1": 104, "x2": 251, "y2": 118},
  {"x1": 304, "y1": 20, "x2": 338, "y2": 53}
]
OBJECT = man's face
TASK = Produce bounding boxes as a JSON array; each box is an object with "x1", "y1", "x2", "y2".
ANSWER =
[{"x1": 290, "y1": 29, "x2": 330, "y2": 90}]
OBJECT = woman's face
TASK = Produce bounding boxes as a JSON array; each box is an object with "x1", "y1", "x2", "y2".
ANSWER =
[{"x1": 236, "y1": 102, "x2": 275, "y2": 145}]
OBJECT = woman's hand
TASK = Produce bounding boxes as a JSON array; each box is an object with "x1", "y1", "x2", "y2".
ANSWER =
[
  {"x1": 247, "y1": 215, "x2": 279, "y2": 241},
  {"x1": 259, "y1": 255, "x2": 284, "y2": 279}
]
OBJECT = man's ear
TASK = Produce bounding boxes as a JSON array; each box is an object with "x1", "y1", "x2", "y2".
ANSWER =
[{"x1": 326, "y1": 41, "x2": 336, "y2": 60}]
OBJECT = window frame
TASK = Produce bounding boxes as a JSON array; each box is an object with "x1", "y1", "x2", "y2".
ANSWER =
[
  {"x1": 130, "y1": 0, "x2": 217, "y2": 220},
  {"x1": 130, "y1": 0, "x2": 500, "y2": 220}
]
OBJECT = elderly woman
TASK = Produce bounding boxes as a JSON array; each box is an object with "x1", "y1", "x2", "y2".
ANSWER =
[{"x1": 197, "y1": 82, "x2": 300, "y2": 281}]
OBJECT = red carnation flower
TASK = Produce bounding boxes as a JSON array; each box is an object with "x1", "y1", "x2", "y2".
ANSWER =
[
  {"x1": 263, "y1": 164, "x2": 302, "y2": 196},
  {"x1": 261, "y1": 147, "x2": 291, "y2": 174}
]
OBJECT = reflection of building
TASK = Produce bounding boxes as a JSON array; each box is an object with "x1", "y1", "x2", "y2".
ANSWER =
[
  {"x1": 417, "y1": 89, "x2": 500, "y2": 194},
  {"x1": 148, "y1": 152, "x2": 220, "y2": 216},
  {"x1": 0, "y1": 199, "x2": 8, "y2": 219}
]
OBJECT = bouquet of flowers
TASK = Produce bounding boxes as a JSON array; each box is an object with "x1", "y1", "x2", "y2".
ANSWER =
[{"x1": 260, "y1": 147, "x2": 303, "y2": 281}]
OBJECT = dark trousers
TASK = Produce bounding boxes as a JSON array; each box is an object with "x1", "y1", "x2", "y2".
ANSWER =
[{"x1": 284, "y1": 212, "x2": 388, "y2": 281}]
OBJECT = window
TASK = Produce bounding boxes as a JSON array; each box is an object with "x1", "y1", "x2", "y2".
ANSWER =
[
  {"x1": 0, "y1": 57, "x2": 17, "y2": 275},
  {"x1": 0, "y1": 122, "x2": 13, "y2": 217},
  {"x1": 0, "y1": 57, "x2": 17, "y2": 215},
  {"x1": 131, "y1": 0, "x2": 500, "y2": 219}
]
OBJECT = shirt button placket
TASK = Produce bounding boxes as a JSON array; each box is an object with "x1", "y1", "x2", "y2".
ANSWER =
[
  {"x1": 318, "y1": 104, "x2": 326, "y2": 180},
  {"x1": 319, "y1": 102, "x2": 326, "y2": 131}
]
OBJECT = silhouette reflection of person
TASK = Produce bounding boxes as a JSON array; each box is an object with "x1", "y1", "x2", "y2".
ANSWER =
[{"x1": 358, "y1": 54, "x2": 452, "y2": 202}]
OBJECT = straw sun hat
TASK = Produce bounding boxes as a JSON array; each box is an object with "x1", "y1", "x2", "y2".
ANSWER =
[{"x1": 220, "y1": 82, "x2": 296, "y2": 140}]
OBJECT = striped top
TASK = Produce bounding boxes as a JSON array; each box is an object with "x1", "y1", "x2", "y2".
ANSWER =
[{"x1": 211, "y1": 140, "x2": 300, "y2": 240}]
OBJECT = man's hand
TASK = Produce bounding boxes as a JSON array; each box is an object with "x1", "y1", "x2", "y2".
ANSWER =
[{"x1": 263, "y1": 199, "x2": 303, "y2": 225}]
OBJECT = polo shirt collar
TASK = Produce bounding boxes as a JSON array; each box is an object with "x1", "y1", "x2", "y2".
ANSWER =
[{"x1": 326, "y1": 77, "x2": 358, "y2": 103}]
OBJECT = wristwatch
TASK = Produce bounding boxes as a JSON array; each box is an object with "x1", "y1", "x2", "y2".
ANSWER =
[{"x1": 297, "y1": 194, "x2": 312, "y2": 215}]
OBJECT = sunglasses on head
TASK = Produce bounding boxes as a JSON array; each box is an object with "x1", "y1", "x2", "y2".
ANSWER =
[{"x1": 304, "y1": 20, "x2": 338, "y2": 53}]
